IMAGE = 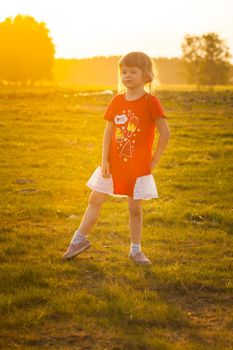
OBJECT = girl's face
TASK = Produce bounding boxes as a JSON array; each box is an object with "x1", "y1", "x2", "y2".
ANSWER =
[{"x1": 120, "y1": 65, "x2": 146, "y2": 89}]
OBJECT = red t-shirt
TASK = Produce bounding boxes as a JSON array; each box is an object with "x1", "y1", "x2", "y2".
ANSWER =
[{"x1": 103, "y1": 92, "x2": 167, "y2": 197}]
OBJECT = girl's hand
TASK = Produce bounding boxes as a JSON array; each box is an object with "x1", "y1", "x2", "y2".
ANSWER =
[
  {"x1": 150, "y1": 158, "x2": 158, "y2": 170},
  {"x1": 101, "y1": 161, "x2": 111, "y2": 178}
]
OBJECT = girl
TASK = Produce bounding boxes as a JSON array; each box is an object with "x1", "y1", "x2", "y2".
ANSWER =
[{"x1": 62, "y1": 51, "x2": 170, "y2": 265}]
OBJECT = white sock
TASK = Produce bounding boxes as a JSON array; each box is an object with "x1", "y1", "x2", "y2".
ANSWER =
[
  {"x1": 130, "y1": 242, "x2": 141, "y2": 256},
  {"x1": 71, "y1": 230, "x2": 87, "y2": 244}
]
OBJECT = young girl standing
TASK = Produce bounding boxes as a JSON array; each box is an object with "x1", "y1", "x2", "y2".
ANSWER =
[{"x1": 62, "y1": 51, "x2": 170, "y2": 265}]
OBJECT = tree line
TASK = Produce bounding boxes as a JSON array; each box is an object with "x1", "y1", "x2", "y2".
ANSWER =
[{"x1": 0, "y1": 15, "x2": 232, "y2": 87}]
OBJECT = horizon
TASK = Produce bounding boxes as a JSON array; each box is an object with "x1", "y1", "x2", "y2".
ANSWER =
[{"x1": 54, "y1": 55, "x2": 182, "y2": 60}]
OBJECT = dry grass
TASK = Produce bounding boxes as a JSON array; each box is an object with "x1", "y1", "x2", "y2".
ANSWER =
[{"x1": 0, "y1": 86, "x2": 232, "y2": 349}]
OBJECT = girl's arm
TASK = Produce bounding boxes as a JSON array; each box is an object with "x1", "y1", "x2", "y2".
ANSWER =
[
  {"x1": 101, "y1": 121, "x2": 114, "y2": 177},
  {"x1": 151, "y1": 117, "x2": 170, "y2": 169}
]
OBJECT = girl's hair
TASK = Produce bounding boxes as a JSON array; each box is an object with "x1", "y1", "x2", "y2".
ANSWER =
[{"x1": 117, "y1": 51, "x2": 159, "y2": 94}]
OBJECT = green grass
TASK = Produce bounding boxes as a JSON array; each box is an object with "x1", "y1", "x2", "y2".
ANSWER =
[{"x1": 0, "y1": 86, "x2": 232, "y2": 349}]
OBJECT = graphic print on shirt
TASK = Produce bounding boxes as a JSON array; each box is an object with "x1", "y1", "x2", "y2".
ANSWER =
[{"x1": 114, "y1": 109, "x2": 141, "y2": 162}]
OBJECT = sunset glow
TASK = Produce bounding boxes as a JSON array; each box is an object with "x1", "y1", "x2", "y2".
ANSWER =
[{"x1": 1, "y1": 0, "x2": 233, "y2": 61}]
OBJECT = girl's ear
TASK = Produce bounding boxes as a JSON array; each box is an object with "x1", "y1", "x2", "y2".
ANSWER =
[{"x1": 142, "y1": 71, "x2": 151, "y2": 84}]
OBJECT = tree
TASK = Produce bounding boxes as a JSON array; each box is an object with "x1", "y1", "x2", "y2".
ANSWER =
[
  {"x1": 0, "y1": 15, "x2": 55, "y2": 85},
  {"x1": 181, "y1": 32, "x2": 232, "y2": 87}
]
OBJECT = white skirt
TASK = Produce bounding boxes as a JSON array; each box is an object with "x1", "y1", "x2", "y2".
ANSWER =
[{"x1": 86, "y1": 166, "x2": 159, "y2": 200}]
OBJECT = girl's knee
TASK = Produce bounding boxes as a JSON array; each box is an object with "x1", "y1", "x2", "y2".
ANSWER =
[
  {"x1": 89, "y1": 191, "x2": 108, "y2": 207},
  {"x1": 128, "y1": 199, "x2": 142, "y2": 217}
]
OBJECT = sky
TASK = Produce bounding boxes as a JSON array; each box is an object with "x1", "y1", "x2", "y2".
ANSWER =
[{"x1": 1, "y1": 0, "x2": 233, "y2": 62}]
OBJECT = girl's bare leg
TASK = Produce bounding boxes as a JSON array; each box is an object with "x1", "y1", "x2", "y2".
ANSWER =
[
  {"x1": 76, "y1": 190, "x2": 109, "y2": 236},
  {"x1": 127, "y1": 197, "x2": 151, "y2": 264},
  {"x1": 62, "y1": 190, "x2": 108, "y2": 259},
  {"x1": 128, "y1": 197, "x2": 143, "y2": 243}
]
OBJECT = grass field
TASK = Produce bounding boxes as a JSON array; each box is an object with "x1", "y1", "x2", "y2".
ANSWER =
[{"x1": 0, "y1": 86, "x2": 232, "y2": 349}]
